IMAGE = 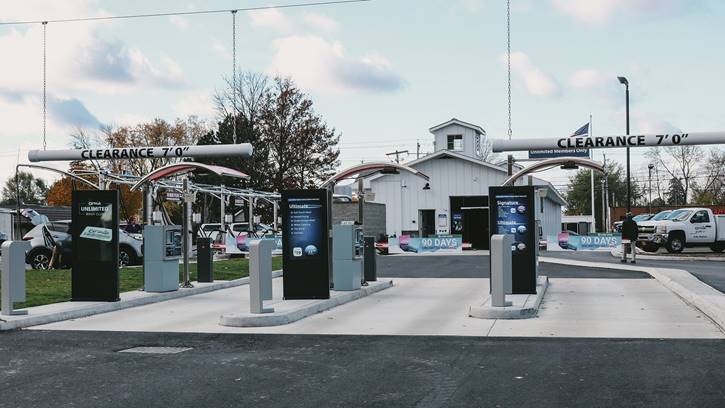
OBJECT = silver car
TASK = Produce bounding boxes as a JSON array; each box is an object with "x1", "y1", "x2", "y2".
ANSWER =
[{"x1": 23, "y1": 220, "x2": 144, "y2": 269}]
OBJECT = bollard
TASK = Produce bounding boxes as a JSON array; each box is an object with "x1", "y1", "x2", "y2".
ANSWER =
[
  {"x1": 1, "y1": 241, "x2": 30, "y2": 316},
  {"x1": 490, "y1": 234, "x2": 513, "y2": 307},
  {"x1": 249, "y1": 239, "x2": 274, "y2": 314}
]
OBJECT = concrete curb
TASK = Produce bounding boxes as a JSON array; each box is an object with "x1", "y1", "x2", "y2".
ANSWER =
[
  {"x1": 541, "y1": 257, "x2": 725, "y2": 333},
  {"x1": 469, "y1": 276, "x2": 549, "y2": 319},
  {"x1": 609, "y1": 249, "x2": 725, "y2": 262},
  {"x1": 219, "y1": 279, "x2": 394, "y2": 327},
  {"x1": 0, "y1": 270, "x2": 283, "y2": 331}
]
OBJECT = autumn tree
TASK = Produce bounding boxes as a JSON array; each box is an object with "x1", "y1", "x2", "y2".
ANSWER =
[{"x1": 1, "y1": 171, "x2": 49, "y2": 205}]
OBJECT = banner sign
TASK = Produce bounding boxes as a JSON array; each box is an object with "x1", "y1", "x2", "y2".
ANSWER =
[
  {"x1": 281, "y1": 189, "x2": 331, "y2": 300},
  {"x1": 547, "y1": 232, "x2": 621, "y2": 252},
  {"x1": 71, "y1": 190, "x2": 120, "y2": 301},
  {"x1": 493, "y1": 132, "x2": 725, "y2": 153},
  {"x1": 489, "y1": 186, "x2": 537, "y2": 294},
  {"x1": 388, "y1": 235, "x2": 462, "y2": 254},
  {"x1": 528, "y1": 148, "x2": 589, "y2": 159},
  {"x1": 28, "y1": 143, "x2": 253, "y2": 162}
]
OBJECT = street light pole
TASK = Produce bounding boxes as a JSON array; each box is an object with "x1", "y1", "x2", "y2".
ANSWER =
[
  {"x1": 648, "y1": 163, "x2": 654, "y2": 214},
  {"x1": 618, "y1": 76, "x2": 631, "y2": 213}
]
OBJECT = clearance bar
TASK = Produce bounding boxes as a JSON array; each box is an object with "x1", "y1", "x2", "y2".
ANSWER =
[
  {"x1": 492, "y1": 131, "x2": 725, "y2": 153},
  {"x1": 28, "y1": 143, "x2": 253, "y2": 162}
]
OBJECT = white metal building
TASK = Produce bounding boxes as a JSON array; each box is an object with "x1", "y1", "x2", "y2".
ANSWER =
[{"x1": 366, "y1": 118, "x2": 566, "y2": 249}]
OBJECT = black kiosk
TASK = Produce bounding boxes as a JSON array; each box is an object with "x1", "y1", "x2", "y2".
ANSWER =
[
  {"x1": 488, "y1": 185, "x2": 537, "y2": 294},
  {"x1": 281, "y1": 189, "x2": 332, "y2": 300},
  {"x1": 71, "y1": 190, "x2": 120, "y2": 301}
]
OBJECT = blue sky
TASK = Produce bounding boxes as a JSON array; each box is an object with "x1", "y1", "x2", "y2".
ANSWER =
[{"x1": 1, "y1": 0, "x2": 724, "y2": 193}]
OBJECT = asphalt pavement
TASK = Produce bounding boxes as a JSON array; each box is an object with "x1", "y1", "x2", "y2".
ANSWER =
[
  {"x1": 377, "y1": 254, "x2": 652, "y2": 279},
  {"x1": 543, "y1": 251, "x2": 725, "y2": 293},
  {"x1": 1, "y1": 330, "x2": 724, "y2": 408}
]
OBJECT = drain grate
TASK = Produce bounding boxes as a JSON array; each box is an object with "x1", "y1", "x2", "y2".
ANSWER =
[{"x1": 118, "y1": 346, "x2": 193, "y2": 355}]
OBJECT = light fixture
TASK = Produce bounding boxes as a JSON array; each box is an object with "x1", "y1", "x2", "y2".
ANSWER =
[
  {"x1": 423, "y1": 183, "x2": 431, "y2": 190},
  {"x1": 618, "y1": 76, "x2": 628, "y2": 86}
]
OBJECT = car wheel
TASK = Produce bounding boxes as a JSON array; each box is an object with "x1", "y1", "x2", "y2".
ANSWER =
[
  {"x1": 710, "y1": 243, "x2": 725, "y2": 253},
  {"x1": 666, "y1": 234, "x2": 685, "y2": 254},
  {"x1": 29, "y1": 248, "x2": 53, "y2": 270},
  {"x1": 119, "y1": 246, "x2": 136, "y2": 267}
]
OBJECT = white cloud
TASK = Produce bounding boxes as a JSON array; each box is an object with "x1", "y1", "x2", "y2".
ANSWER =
[
  {"x1": 168, "y1": 15, "x2": 190, "y2": 30},
  {"x1": 552, "y1": 0, "x2": 694, "y2": 25},
  {"x1": 268, "y1": 35, "x2": 404, "y2": 94},
  {"x1": 633, "y1": 112, "x2": 681, "y2": 134},
  {"x1": 172, "y1": 90, "x2": 216, "y2": 119},
  {"x1": 500, "y1": 52, "x2": 560, "y2": 98},
  {"x1": 569, "y1": 69, "x2": 608, "y2": 89},
  {"x1": 248, "y1": 9, "x2": 295, "y2": 33},
  {"x1": 303, "y1": 13, "x2": 340, "y2": 33}
]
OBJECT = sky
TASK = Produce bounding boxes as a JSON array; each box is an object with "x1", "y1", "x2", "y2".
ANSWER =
[{"x1": 1, "y1": 0, "x2": 724, "y2": 195}]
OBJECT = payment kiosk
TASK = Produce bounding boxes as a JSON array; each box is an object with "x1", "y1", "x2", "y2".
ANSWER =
[
  {"x1": 332, "y1": 222, "x2": 363, "y2": 291},
  {"x1": 143, "y1": 225, "x2": 182, "y2": 292}
]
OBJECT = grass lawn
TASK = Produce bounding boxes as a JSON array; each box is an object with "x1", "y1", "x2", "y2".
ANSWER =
[{"x1": 7, "y1": 257, "x2": 283, "y2": 309}]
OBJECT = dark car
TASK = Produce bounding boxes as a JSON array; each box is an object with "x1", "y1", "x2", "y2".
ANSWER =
[{"x1": 614, "y1": 213, "x2": 654, "y2": 232}]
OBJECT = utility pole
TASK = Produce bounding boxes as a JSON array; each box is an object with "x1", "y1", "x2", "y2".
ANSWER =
[
  {"x1": 602, "y1": 154, "x2": 609, "y2": 232},
  {"x1": 416, "y1": 140, "x2": 421, "y2": 159},
  {"x1": 386, "y1": 149, "x2": 409, "y2": 164}
]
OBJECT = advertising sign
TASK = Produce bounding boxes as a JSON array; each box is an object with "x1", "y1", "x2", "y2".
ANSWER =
[
  {"x1": 387, "y1": 235, "x2": 463, "y2": 253},
  {"x1": 281, "y1": 189, "x2": 331, "y2": 299},
  {"x1": 548, "y1": 232, "x2": 621, "y2": 251},
  {"x1": 71, "y1": 190, "x2": 120, "y2": 301},
  {"x1": 489, "y1": 186, "x2": 536, "y2": 294},
  {"x1": 528, "y1": 148, "x2": 589, "y2": 159}
]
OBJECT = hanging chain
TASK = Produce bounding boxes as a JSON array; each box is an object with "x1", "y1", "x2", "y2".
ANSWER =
[
  {"x1": 506, "y1": 0, "x2": 512, "y2": 141},
  {"x1": 42, "y1": 21, "x2": 48, "y2": 150},
  {"x1": 231, "y1": 10, "x2": 238, "y2": 144}
]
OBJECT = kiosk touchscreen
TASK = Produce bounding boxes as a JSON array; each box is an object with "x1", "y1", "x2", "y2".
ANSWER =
[
  {"x1": 489, "y1": 186, "x2": 537, "y2": 294},
  {"x1": 281, "y1": 189, "x2": 332, "y2": 299}
]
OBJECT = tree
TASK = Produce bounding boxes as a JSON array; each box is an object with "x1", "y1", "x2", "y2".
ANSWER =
[
  {"x1": 665, "y1": 177, "x2": 686, "y2": 206},
  {"x1": 565, "y1": 162, "x2": 639, "y2": 231},
  {"x1": 1, "y1": 171, "x2": 49, "y2": 205},
  {"x1": 691, "y1": 149, "x2": 725, "y2": 205},
  {"x1": 645, "y1": 145, "x2": 702, "y2": 205}
]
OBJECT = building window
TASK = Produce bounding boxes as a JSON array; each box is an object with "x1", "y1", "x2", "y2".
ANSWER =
[{"x1": 447, "y1": 134, "x2": 463, "y2": 151}]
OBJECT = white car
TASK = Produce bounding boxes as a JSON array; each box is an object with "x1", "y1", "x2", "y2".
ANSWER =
[
  {"x1": 23, "y1": 220, "x2": 144, "y2": 269},
  {"x1": 650, "y1": 208, "x2": 725, "y2": 253}
]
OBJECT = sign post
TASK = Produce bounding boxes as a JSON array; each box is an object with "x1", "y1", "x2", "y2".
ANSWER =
[
  {"x1": 489, "y1": 186, "x2": 537, "y2": 294},
  {"x1": 71, "y1": 190, "x2": 120, "y2": 301},
  {"x1": 281, "y1": 189, "x2": 331, "y2": 300}
]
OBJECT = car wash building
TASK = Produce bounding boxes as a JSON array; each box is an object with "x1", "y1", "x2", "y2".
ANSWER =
[{"x1": 366, "y1": 118, "x2": 566, "y2": 249}]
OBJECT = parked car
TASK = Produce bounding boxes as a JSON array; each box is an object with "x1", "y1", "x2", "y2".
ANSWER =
[
  {"x1": 613, "y1": 213, "x2": 654, "y2": 232},
  {"x1": 639, "y1": 208, "x2": 725, "y2": 253},
  {"x1": 23, "y1": 221, "x2": 144, "y2": 269}
]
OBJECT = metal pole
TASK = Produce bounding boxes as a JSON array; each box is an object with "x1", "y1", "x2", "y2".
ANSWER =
[
  {"x1": 248, "y1": 197, "x2": 254, "y2": 233},
  {"x1": 590, "y1": 115, "x2": 596, "y2": 233},
  {"x1": 14, "y1": 166, "x2": 20, "y2": 240},
  {"x1": 220, "y1": 184, "x2": 226, "y2": 231},
  {"x1": 143, "y1": 186, "x2": 153, "y2": 225},
  {"x1": 181, "y1": 176, "x2": 193, "y2": 288},
  {"x1": 357, "y1": 177, "x2": 364, "y2": 225},
  {"x1": 648, "y1": 166, "x2": 653, "y2": 214},
  {"x1": 507, "y1": 155, "x2": 513, "y2": 176},
  {"x1": 272, "y1": 200, "x2": 278, "y2": 231},
  {"x1": 625, "y1": 84, "x2": 631, "y2": 213}
]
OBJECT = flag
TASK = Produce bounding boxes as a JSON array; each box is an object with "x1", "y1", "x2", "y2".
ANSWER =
[{"x1": 570, "y1": 123, "x2": 589, "y2": 137}]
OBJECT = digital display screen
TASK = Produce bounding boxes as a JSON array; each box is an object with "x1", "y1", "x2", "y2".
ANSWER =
[
  {"x1": 287, "y1": 197, "x2": 323, "y2": 260},
  {"x1": 494, "y1": 194, "x2": 531, "y2": 255}
]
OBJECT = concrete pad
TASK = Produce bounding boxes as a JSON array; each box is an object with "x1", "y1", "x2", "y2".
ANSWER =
[
  {"x1": 469, "y1": 276, "x2": 549, "y2": 319},
  {"x1": 0, "y1": 271, "x2": 282, "y2": 331},
  {"x1": 219, "y1": 279, "x2": 394, "y2": 327},
  {"x1": 489, "y1": 278, "x2": 724, "y2": 339}
]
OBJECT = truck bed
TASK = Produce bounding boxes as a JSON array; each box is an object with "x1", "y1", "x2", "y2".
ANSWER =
[{"x1": 717, "y1": 215, "x2": 725, "y2": 241}]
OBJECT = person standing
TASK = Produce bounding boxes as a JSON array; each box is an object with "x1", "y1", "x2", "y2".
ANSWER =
[
  {"x1": 124, "y1": 214, "x2": 142, "y2": 234},
  {"x1": 621, "y1": 213, "x2": 639, "y2": 264}
]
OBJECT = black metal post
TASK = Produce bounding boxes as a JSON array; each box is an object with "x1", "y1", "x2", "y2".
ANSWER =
[{"x1": 625, "y1": 84, "x2": 631, "y2": 213}]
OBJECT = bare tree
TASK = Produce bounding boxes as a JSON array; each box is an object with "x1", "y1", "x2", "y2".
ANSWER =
[
  {"x1": 214, "y1": 71, "x2": 270, "y2": 130},
  {"x1": 645, "y1": 145, "x2": 702, "y2": 204}
]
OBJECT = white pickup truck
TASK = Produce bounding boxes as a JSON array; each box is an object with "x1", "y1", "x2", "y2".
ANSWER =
[{"x1": 640, "y1": 208, "x2": 725, "y2": 253}]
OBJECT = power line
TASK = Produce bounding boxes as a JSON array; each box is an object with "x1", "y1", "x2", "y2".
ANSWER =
[{"x1": 0, "y1": 0, "x2": 372, "y2": 26}]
